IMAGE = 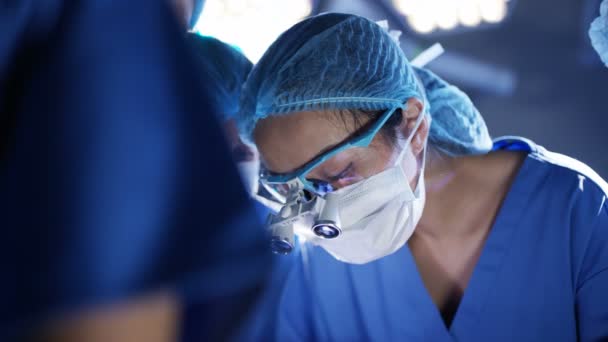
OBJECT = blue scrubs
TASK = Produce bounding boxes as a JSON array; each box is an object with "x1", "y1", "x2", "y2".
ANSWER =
[{"x1": 277, "y1": 137, "x2": 608, "y2": 341}]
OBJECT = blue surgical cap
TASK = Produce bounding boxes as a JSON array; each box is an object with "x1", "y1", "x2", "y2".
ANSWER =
[
  {"x1": 238, "y1": 13, "x2": 491, "y2": 156},
  {"x1": 187, "y1": 34, "x2": 253, "y2": 120},
  {"x1": 413, "y1": 67, "x2": 492, "y2": 156},
  {"x1": 589, "y1": 0, "x2": 608, "y2": 67}
]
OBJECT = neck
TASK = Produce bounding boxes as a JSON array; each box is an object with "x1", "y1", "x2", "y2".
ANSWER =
[
  {"x1": 417, "y1": 150, "x2": 492, "y2": 240},
  {"x1": 417, "y1": 149, "x2": 525, "y2": 240}
]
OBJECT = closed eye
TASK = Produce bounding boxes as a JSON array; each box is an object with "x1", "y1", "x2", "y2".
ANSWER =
[
  {"x1": 305, "y1": 163, "x2": 354, "y2": 194},
  {"x1": 327, "y1": 163, "x2": 353, "y2": 183}
]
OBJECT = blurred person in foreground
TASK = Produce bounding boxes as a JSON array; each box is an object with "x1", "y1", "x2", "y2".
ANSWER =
[{"x1": 0, "y1": 0, "x2": 270, "y2": 341}]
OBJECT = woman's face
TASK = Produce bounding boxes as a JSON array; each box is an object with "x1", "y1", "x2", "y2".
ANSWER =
[{"x1": 253, "y1": 99, "x2": 428, "y2": 191}]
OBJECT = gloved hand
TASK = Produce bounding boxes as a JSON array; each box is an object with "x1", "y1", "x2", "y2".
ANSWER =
[{"x1": 590, "y1": 0, "x2": 608, "y2": 66}]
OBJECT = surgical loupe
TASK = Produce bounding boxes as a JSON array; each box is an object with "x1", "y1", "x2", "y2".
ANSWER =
[
  {"x1": 311, "y1": 192, "x2": 341, "y2": 239},
  {"x1": 264, "y1": 182, "x2": 343, "y2": 254}
]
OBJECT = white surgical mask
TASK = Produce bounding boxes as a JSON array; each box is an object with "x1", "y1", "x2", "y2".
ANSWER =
[{"x1": 303, "y1": 114, "x2": 427, "y2": 264}]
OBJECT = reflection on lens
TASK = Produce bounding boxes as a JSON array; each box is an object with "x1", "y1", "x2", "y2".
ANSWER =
[
  {"x1": 272, "y1": 183, "x2": 291, "y2": 196},
  {"x1": 312, "y1": 222, "x2": 341, "y2": 239},
  {"x1": 309, "y1": 179, "x2": 333, "y2": 196},
  {"x1": 270, "y1": 237, "x2": 294, "y2": 254}
]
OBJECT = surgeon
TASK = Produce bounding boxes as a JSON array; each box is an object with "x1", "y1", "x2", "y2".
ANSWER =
[
  {"x1": 590, "y1": 0, "x2": 608, "y2": 66},
  {"x1": 237, "y1": 13, "x2": 608, "y2": 341}
]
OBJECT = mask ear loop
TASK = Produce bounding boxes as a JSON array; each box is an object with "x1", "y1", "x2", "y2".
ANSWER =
[
  {"x1": 393, "y1": 104, "x2": 428, "y2": 197},
  {"x1": 394, "y1": 108, "x2": 426, "y2": 166},
  {"x1": 414, "y1": 141, "x2": 428, "y2": 196},
  {"x1": 412, "y1": 69, "x2": 431, "y2": 196}
]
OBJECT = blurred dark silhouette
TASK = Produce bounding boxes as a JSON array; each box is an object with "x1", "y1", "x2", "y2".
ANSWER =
[{"x1": 0, "y1": 1, "x2": 271, "y2": 340}]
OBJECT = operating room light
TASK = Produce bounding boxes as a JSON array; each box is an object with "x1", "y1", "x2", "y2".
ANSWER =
[
  {"x1": 393, "y1": 0, "x2": 511, "y2": 34},
  {"x1": 479, "y1": 0, "x2": 508, "y2": 23},
  {"x1": 408, "y1": 14, "x2": 436, "y2": 33},
  {"x1": 193, "y1": 0, "x2": 313, "y2": 63},
  {"x1": 435, "y1": 0, "x2": 460, "y2": 30},
  {"x1": 405, "y1": 2, "x2": 437, "y2": 33},
  {"x1": 458, "y1": 0, "x2": 482, "y2": 27}
]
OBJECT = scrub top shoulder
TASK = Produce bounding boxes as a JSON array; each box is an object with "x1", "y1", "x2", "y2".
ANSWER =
[{"x1": 276, "y1": 137, "x2": 608, "y2": 342}]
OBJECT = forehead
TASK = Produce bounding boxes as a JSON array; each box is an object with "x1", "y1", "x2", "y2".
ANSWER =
[{"x1": 253, "y1": 110, "x2": 355, "y2": 174}]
